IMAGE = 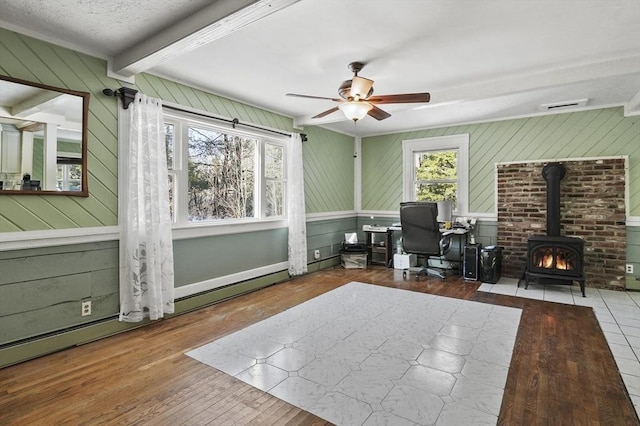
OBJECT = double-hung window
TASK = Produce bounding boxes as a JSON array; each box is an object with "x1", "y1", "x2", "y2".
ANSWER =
[
  {"x1": 402, "y1": 134, "x2": 469, "y2": 214},
  {"x1": 164, "y1": 111, "x2": 286, "y2": 226}
]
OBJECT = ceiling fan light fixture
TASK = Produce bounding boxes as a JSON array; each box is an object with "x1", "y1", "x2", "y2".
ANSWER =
[
  {"x1": 350, "y1": 76, "x2": 374, "y2": 99},
  {"x1": 339, "y1": 101, "x2": 372, "y2": 121}
]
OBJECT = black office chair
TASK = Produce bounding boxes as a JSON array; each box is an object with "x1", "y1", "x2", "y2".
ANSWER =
[{"x1": 400, "y1": 201, "x2": 453, "y2": 281}]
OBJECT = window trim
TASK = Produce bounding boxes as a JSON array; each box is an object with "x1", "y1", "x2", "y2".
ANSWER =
[{"x1": 402, "y1": 134, "x2": 469, "y2": 214}]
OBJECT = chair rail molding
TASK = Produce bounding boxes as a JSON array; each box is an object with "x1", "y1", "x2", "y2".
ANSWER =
[
  {"x1": 306, "y1": 211, "x2": 357, "y2": 222},
  {"x1": 0, "y1": 226, "x2": 120, "y2": 251}
]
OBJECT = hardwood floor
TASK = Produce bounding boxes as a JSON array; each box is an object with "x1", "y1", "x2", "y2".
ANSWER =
[{"x1": 1, "y1": 267, "x2": 638, "y2": 425}]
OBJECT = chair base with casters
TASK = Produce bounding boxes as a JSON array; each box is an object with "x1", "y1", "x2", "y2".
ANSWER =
[{"x1": 402, "y1": 264, "x2": 448, "y2": 281}]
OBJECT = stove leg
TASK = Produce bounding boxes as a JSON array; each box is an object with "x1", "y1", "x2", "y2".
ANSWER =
[{"x1": 579, "y1": 280, "x2": 585, "y2": 297}]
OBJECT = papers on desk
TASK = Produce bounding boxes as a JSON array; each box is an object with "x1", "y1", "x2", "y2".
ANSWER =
[
  {"x1": 345, "y1": 232, "x2": 358, "y2": 243},
  {"x1": 362, "y1": 225, "x2": 388, "y2": 232},
  {"x1": 440, "y1": 227, "x2": 469, "y2": 234},
  {"x1": 361, "y1": 224, "x2": 469, "y2": 234}
]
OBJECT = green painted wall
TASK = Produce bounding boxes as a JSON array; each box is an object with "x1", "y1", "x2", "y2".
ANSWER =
[
  {"x1": 360, "y1": 109, "x2": 639, "y2": 285},
  {"x1": 0, "y1": 219, "x2": 351, "y2": 349},
  {"x1": 0, "y1": 241, "x2": 119, "y2": 344},
  {"x1": 302, "y1": 127, "x2": 354, "y2": 213},
  {"x1": 307, "y1": 217, "x2": 357, "y2": 259},
  {"x1": 31, "y1": 139, "x2": 43, "y2": 182},
  {"x1": 0, "y1": 29, "x2": 119, "y2": 231},
  {"x1": 361, "y1": 108, "x2": 640, "y2": 215},
  {"x1": 0, "y1": 228, "x2": 280, "y2": 345},
  {"x1": 0, "y1": 30, "x2": 355, "y2": 360},
  {"x1": 0, "y1": 29, "x2": 294, "y2": 231},
  {"x1": 0, "y1": 29, "x2": 351, "y2": 231},
  {"x1": 173, "y1": 229, "x2": 288, "y2": 287},
  {"x1": 627, "y1": 226, "x2": 640, "y2": 290}
]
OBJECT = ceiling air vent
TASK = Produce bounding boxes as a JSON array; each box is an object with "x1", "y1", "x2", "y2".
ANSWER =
[{"x1": 540, "y1": 99, "x2": 588, "y2": 111}]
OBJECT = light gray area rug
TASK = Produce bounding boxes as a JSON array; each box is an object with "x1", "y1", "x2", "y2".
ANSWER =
[{"x1": 187, "y1": 282, "x2": 522, "y2": 426}]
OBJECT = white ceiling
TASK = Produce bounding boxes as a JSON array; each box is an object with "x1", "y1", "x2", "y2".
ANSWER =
[{"x1": 1, "y1": 0, "x2": 639, "y2": 137}]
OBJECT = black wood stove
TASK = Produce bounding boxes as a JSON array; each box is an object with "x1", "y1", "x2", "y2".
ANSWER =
[{"x1": 522, "y1": 163, "x2": 586, "y2": 296}]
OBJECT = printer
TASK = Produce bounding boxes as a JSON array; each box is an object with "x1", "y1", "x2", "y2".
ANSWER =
[{"x1": 341, "y1": 232, "x2": 366, "y2": 252}]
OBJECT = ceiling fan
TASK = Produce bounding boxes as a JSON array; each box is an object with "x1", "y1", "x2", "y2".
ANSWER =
[{"x1": 286, "y1": 62, "x2": 431, "y2": 121}]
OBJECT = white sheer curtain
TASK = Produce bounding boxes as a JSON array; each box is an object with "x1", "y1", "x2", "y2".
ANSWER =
[
  {"x1": 119, "y1": 93, "x2": 175, "y2": 322},
  {"x1": 287, "y1": 133, "x2": 307, "y2": 276}
]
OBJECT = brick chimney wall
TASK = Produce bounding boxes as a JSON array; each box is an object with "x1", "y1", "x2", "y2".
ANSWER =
[{"x1": 497, "y1": 158, "x2": 627, "y2": 290}]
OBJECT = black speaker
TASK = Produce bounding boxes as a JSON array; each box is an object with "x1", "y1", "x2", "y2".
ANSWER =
[
  {"x1": 463, "y1": 244, "x2": 480, "y2": 280},
  {"x1": 480, "y1": 246, "x2": 502, "y2": 284}
]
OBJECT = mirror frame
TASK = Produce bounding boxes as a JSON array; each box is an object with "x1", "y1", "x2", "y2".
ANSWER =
[{"x1": 0, "y1": 75, "x2": 90, "y2": 197}]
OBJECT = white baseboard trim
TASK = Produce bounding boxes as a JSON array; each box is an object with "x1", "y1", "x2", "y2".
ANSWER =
[{"x1": 174, "y1": 261, "x2": 289, "y2": 299}]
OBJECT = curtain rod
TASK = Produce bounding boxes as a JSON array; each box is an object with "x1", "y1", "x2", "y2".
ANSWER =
[{"x1": 102, "y1": 86, "x2": 307, "y2": 141}]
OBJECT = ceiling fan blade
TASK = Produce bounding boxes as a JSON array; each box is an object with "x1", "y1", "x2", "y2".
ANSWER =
[
  {"x1": 286, "y1": 93, "x2": 341, "y2": 102},
  {"x1": 350, "y1": 76, "x2": 374, "y2": 99},
  {"x1": 367, "y1": 104, "x2": 391, "y2": 121},
  {"x1": 312, "y1": 106, "x2": 340, "y2": 119},
  {"x1": 367, "y1": 93, "x2": 431, "y2": 104}
]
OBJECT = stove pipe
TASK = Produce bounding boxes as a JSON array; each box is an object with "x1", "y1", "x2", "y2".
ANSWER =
[{"x1": 542, "y1": 162, "x2": 566, "y2": 237}]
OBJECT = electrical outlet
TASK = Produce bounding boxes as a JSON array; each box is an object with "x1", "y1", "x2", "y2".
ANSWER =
[
  {"x1": 314, "y1": 249, "x2": 321, "y2": 260},
  {"x1": 626, "y1": 264, "x2": 634, "y2": 274},
  {"x1": 81, "y1": 300, "x2": 92, "y2": 316}
]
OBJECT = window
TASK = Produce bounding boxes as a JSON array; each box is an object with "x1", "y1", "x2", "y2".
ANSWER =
[
  {"x1": 402, "y1": 134, "x2": 469, "y2": 214},
  {"x1": 164, "y1": 111, "x2": 286, "y2": 226},
  {"x1": 264, "y1": 143, "x2": 285, "y2": 217},
  {"x1": 56, "y1": 153, "x2": 82, "y2": 191}
]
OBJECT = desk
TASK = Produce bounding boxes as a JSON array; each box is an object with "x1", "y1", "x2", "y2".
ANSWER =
[
  {"x1": 388, "y1": 226, "x2": 470, "y2": 274},
  {"x1": 364, "y1": 229, "x2": 393, "y2": 266}
]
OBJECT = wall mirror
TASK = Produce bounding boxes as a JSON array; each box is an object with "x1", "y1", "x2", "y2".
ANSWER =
[{"x1": 0, "y1": 75, "x2": 89, "y2": 196}]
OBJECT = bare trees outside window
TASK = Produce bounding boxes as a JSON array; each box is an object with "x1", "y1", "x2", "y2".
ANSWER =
[
  {"x1": 265, "y1": 143, "x2": 284, "y2": 217},
  {"x1": 163, "y1": 112, "x2": 286, "y2": 225},
  {"x1": 188, "y1": 127, "x2": 256, "y2": 221}
]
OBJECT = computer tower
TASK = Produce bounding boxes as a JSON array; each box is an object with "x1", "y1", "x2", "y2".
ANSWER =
[
  {"x1": 480, "y1": 246, "x2": 502, "y2": 283},
  {"x1": 463, "y1": 244, "x2": 480, "y2": 281}
]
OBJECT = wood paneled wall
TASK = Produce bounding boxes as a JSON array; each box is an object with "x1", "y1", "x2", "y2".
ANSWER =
[
  {"x1": 0, "y1": 29, "x2": 355, "y2": 232},
  {"x1": 0, "y1": 241, "x2": 119, "y2": 344},
  {"x1": 0, "y1": 218, "x2": 353, "y2": 349},
  {"x1": 301, "y1": 127, "x2": 355, "y2": 213},
  {"x1": 361, "y1": 108, "x2": 640, "y2": 216}
]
